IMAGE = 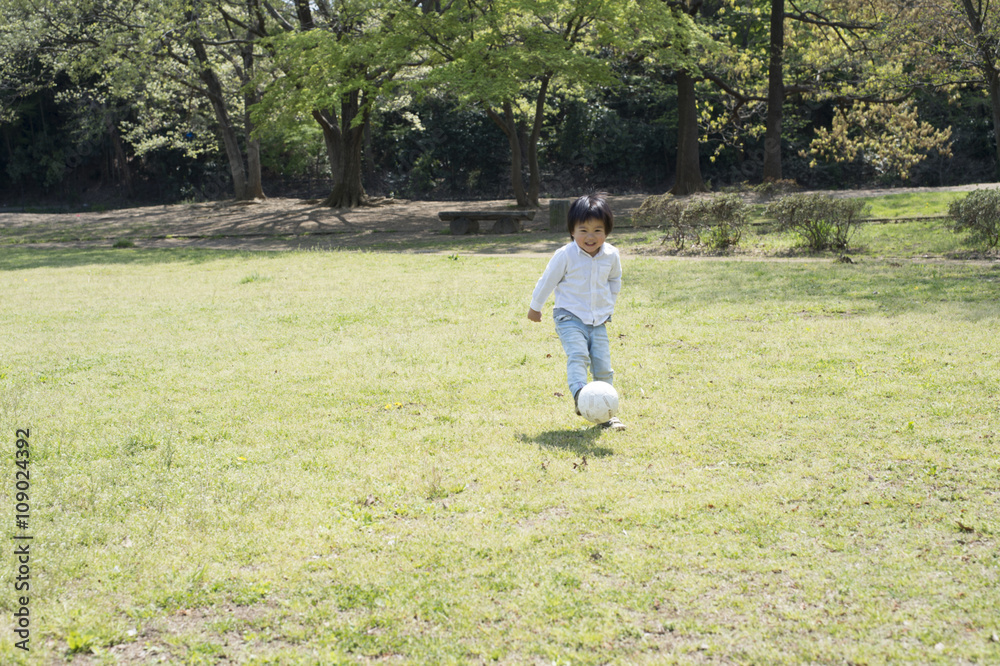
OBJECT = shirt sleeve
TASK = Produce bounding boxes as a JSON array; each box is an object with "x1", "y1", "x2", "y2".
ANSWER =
[
  {"x1": 529, "y1": 249, "x2": 568, "y2": 312},
  {"x1": 608, "y1": 251, "x2": 622, "y2": 297}
]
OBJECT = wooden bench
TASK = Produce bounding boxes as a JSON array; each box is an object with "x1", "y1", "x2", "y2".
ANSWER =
[{"x1": 438, "y1": 210, "x2": 536, "y2": 235}]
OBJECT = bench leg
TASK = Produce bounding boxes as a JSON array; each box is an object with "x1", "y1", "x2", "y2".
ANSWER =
[
  {"x1": 490, "y1": 219, "x2": 523, "y2": 234},
  {"x1": 449, "y1": 217, "x2": 479, "y2": 235}
]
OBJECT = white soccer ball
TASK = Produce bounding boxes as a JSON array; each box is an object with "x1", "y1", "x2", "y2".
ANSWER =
[{"x1": 577, "y1": 381, "x2": 619, "y2": 423}]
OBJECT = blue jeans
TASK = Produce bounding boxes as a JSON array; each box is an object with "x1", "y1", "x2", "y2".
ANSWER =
[{"x1": 553, "y1": 309, "x2": 614, "y2": 398}]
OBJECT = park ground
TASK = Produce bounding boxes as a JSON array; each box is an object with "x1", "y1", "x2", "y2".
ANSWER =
[
  {"x1": 2, "y1": 183, "x2": 1000, "y2": 254},
  {"x1": 0, "y1": 185, "x2": 998, "y2": 664}
]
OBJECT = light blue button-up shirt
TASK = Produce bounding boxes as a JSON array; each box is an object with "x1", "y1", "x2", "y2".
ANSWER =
[{"x1": 529, "y1": 241, "x2": 622, "y2": 326}]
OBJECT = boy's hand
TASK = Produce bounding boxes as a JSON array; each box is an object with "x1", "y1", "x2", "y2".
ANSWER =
[{"x1": 527, "y1": 308, "x2": 542, "y2": 322}]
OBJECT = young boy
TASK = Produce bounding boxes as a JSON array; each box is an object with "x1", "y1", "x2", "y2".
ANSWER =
[{"x1": 527, "y1": 193, "x2": 625, "y2": 430}]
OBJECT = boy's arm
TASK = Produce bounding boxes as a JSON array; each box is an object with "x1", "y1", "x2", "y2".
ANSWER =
[
  {"x1": 608, "y1": 252, "x2": 622, "y2": 297},
  {"x1": 527, "y1": 250, "x2": 567, "y2": 320}
]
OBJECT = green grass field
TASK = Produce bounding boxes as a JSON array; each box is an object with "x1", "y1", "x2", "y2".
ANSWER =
[
  {"x1": 0, "y1": 217, "x2": 998, "y2": 663},
  {"x1": 862, "y1": 191, "x2": 965, "y2": 220}
]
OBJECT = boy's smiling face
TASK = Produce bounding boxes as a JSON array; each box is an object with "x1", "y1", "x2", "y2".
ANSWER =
[{"x1": 572, "y1": 218, "x2": 607, "y2": 256}]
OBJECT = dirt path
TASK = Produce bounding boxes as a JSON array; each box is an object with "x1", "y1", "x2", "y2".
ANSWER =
[
  {"x1": 1, "y1": 184, "x2": 997, "y2": 253},
  {"x1": 0, "y1": 196, "x2": 648, "y2": 252}
]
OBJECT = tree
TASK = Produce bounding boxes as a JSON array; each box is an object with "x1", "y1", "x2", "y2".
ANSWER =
[
  {"x1": 805, "y1": 101, "x2": 952, "y2": 179},
  {"x1": 166, "y1": 0, "x2": 268, "y2": 200},
  {"x1": 791, "y1": 1, "x2": 954, "y2": 181},
  {"x1": 667, "y1": 0, "x2": 710, "y2": 195},
  {"x1": 761, "y1": 0, "x2": 879, "y2": 181},
  {"x1": 0, "y1": 0, "x2": 141, "y2": 193},
  {"x1": 696, "y1": 0, "x2": 952, "y2": 185},
  {"x1": 415, "y1": 1, "x2": 615, "y2": 207},
  {"x1": 417, "y1": 0, "x2": 699, "y2": 206},
  {"x1": 909, "y1": 0, "x2": 1000, "y2": 171},
  {"x1": 762, "y1": 0, "x2": 784, "y2": 180},
  {"x1": 956, "y1": 0, "x2": 1000, "y2": 166},
  {"x1": 0, "y1": 0, "x2": 274, "y2": 201},
  {"x1": 253, "y1": 0, "x2": 423, "y2": 208}
]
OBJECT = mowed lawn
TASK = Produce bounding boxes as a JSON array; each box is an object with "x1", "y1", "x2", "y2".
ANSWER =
[{"x1": 0, "y1": 246, "x2": 998, "y2": 664}]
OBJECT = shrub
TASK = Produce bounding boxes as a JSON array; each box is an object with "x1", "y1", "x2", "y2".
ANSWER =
[
  {"x1": 682, "y1": 193, "x2": 749, "y2": 251},
  {"x1": 750, "y1": 178, "x2": 802, "y2": 200},
  {"x1": 633, "y1": 193, "x2": 691, "y2": 249},
  {"x1": 634, "y1": 193, "x2": 749, "y2": 251},
  {"x1": 948, "y1": 189, "x2": 1000, "y2": 249},
  {"x1": 766, "y1": 193, "x2": 870, "y2": 251}
]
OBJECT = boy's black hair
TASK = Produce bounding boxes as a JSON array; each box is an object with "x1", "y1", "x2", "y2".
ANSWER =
[{"x1": 567, "y1": 193, "x2": 614, "y2": 236}]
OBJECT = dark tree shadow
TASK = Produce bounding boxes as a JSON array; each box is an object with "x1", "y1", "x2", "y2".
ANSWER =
[
  {"x1": 0, "y1": 246, "x2": 253, "y2": 271},
  {"x1": 519, "y1": 428, "x2": 615, "y2": 458}
]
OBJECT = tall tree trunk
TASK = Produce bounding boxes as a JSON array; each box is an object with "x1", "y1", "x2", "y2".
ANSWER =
[
  {"x1": 187, "y1": 23, "x2": 250, "y2": 201},
  {"x1": 525, "y1": 75, "x2": 551, "y2": 208},
  {"x1": 363, "y1": 113, "x2": 376, "y2": 190},
  {"x1": 244, "y1": 115, "x2": 265, "y2": 199},
  {"x1": 207, "y1": 88, "x2": 250, "y2": 200},
  {"x1": 988, "y1": 73, "x2": 1000, "y2": 172},
  {"x1": 242, "y1": 37, "x2": 265, "y2": 199},
  {"x1": 295, "y1": 0, "x2": 314, "y2": 29},
  {"x1": 107, "y1": 121, "x2": 132, "y2": 194},
  {"x1": 312, "y1": 93, "x2": 367, "y2": 208},
  {"x1": 762, "y1": 0, "x2": 785, "y2": 181},
  {"x1": 486, "y1": 102, "x2": 530, "y2": 207},
  {"x1": 670, "y1": 70, "x2": 706, "y2": 195},
  {"x1": 294, "y1": 0, "x2": 364, "y2": 207}
]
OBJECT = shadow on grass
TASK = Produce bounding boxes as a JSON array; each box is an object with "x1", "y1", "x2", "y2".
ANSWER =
[
  {"x1": 0, "y1": 247, "x2": 253, "y2": 271},
  {"x1": 521, "y1": 428, "x2": 615, "y2": 458}
]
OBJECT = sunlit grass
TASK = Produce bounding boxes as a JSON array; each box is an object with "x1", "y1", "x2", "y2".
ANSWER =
[
  {"x1": 863, "y1": 190, "x2": 966, "y2": 220},
  {"x1": 851, "y1": 219, "x2": 972, "y2": 257},
  {"x1": 0, "y1": 246, "x2": 998, "y2": 663}
]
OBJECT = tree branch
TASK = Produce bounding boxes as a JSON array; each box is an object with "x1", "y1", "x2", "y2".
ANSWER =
[
  {"x1": 262, "y1": 1, "x2": 296, "y2": 32},
  {"x1": 786, "y1": 1, "x2": 879, "y2": 31}
]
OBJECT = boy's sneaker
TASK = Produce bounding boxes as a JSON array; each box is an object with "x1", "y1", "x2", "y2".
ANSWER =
[
  {"x1": 573, "y1": 388, "x2": 582, "y2": 416},
  {"x1": 599, "y1": 417, "x2": 626, "y2": 431}
]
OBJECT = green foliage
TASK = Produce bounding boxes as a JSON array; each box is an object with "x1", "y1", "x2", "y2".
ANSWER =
[
  {"x1": 254, "y1": 2, "x2": 417, "y2": 129},
  {"x1": 409, "y1": 0, "x2": 703, "y2": 203},
  {"x1": 683, "y1": 192, "x2": 748, "y2": 251},
  {"x1": 65, "y1": 630, "x2": 100, "y2": 655},
  {"x1": 370, "y1": 99, "x2": 510, "y2": 199},
  {"x1": 416, "y1": 0, "x2": 625, "y2": 106},
  {"x1": 256, "y1": 122, "x2": 326, "y2": 180},
  {"x1": 548, "y1": 90, "x2": 675, "y2": 191},
  {"x1": 804, "y1": 102, "x2": 953, "y2": 182},
  {"x1": 766, "y1": 193, "x2": 871, "y2": 251},
  {"x1": 636, "y1": 192, "x2": 748, "y2": 251},
  {"x1": 1, "y1": 0, "x2": 998, "y2": 205},
  {"x1": 633, "y1": 193, "x2": 689, "y2": 248},
  {"x1": 948, "y1": 189, "x2": 1000, "y2": 249}
]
